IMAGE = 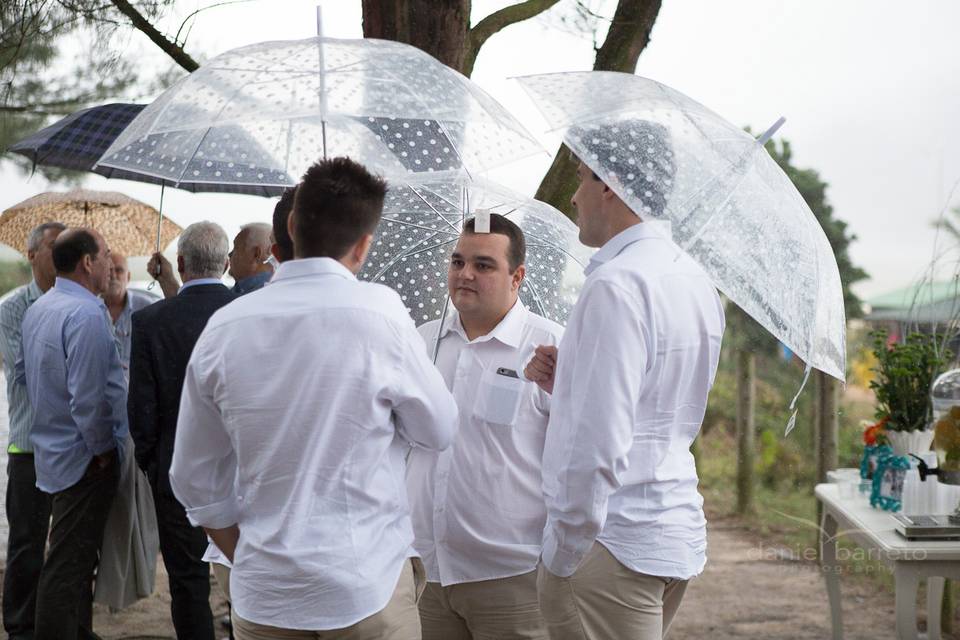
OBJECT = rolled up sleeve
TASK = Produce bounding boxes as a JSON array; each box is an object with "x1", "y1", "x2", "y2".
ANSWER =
[{"x1": 169, "y1": 330, "x2": 239, "y2": 529}]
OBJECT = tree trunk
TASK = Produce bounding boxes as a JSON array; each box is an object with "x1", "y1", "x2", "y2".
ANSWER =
[
  {"x1": 735, "y1": 349, "x2": 756, "y2": 515},
  {"x1": 815, "y1": 371, "x2": 839, "y2": 485},
  {"x1": 535, "y1": 0, "x2": 663, "y2": 218},
  {"x1": 362, "y1": 0, "x2": 471, "y2": 73}
]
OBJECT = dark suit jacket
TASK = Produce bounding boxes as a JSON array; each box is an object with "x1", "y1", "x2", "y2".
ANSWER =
[{"x1": 128, "y1": 283, "x2": 236, "y2": 495}]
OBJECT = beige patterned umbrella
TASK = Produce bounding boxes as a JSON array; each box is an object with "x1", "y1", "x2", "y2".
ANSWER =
[{"x1": 0, "y1": 189, "x2": 181, "y2": 257}]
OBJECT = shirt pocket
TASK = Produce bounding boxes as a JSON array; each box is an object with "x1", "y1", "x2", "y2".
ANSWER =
[{"x1": 472, "y1": 367, "x2": 525, "y2": 427}]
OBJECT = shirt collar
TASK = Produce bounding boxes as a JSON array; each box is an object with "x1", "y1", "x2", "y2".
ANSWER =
[
  {"x1": 26, "y1": 280, "x2": 43, "y2": 302},
  {"x1": 234, "y1": 270, "x2": 273, "y2": 292},
  {"x1": 272, "y1": 257, "x2": 357, "y2": 283},
  {"x1": 584, "y1": 221, "x2": 673, "y2": 276},
  {"x1": 439, "y1": 298, "x2": 527, "y2": 348},
  {"x1": 179, "y1": 277, "x2": 224, "y2": 294},
  {"x1": 53, "y1": 276, "x2": 101, "y2": 303}
]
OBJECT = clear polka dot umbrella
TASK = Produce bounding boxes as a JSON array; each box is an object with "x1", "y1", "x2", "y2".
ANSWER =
[
  {"x1": 517, "y1": 71, "x2": 846, "y2": 382},
  {"x1": 360, "y1": 175, "x2": 594, "y2": 327},
  {"x1": 95, "y1": 37, "x2": 544, "y2": 189}
]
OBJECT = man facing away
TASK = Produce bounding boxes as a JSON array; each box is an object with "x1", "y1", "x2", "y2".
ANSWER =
[
  {"x1": 129, "y1": 221, "x2": 236, "y2": 640},
  {"x1": 525, "y1": 124, "x2": 725, "y2": 640},
  {"x1": 103, "y1": 252, "x2": 156, "y2": 377},
  {"x1": 407, "y1": 214, "x2": 561, "y2": 640},
  {"x1": 0, "y1": 221, "x2": 64, "y2": 639},
  {"x1": 170, "y1": 157, "x2": 459, "y2": 639},
  {"x1": 16, "y1": 227, "x2": 129, "y2": 640},
  {"x1": 270, "y1": 186, "x2": 296, "y2": 264},
  {"x1": 228, "y1": 222, "x2": 274, "y2": 294}
]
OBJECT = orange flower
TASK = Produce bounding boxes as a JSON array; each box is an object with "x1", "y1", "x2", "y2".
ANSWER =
[{"x1": 863, "y1": 417, "x2": 889, "y2": 446}]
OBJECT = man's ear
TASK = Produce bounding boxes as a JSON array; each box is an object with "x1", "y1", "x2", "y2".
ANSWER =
[
  {"x1": 177, "y1": 255, "x2": 185, "y2": 276},
  {"x1": 81, "y1": 253, "x2": 94, "y2": 274},
  {"x1": 354, "y1": 233, "x2": 374, "y2": 266},
  {"x1": 512, "y1": 264, "x2": 526, "y2": 291}
]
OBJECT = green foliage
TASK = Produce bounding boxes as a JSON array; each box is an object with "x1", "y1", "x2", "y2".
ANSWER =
[
  {"x1": 0, "y1": 1, "x2": 173, "y2": 181},
  {"x1": 870, "y1": 329, "x2": 950, "y2": 432},
  {"x1": 0, "y1": 261, "x2": 31, "y2": 296}
]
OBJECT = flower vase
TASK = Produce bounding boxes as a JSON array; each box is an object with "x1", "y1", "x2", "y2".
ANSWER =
[{"x1": 885, "y1": 429, "x2": 934, "y2": 458}]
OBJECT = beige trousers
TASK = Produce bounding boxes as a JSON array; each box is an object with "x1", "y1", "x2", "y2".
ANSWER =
[
  {"x1": 419, "y1": 569, "x2": 548, "y2": 640},
  {"x1": 233, "y1": 559, "x2": 426, "y2": 640},
  {"x1": 537, "y1": 543, "x2": 688, "y2": 640},
  {"x1": 212, "y1": 562, "x2": 231, "y2": 602}
]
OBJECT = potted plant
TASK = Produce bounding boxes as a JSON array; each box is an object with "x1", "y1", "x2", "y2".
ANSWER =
[{"x1": 869, "y1": 330, "x2": 950, "y2": 456}]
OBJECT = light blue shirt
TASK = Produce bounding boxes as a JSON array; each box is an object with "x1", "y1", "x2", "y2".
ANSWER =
[
  {"x1": 110, "y1": 288, "x2": 157, "y2": 374},
  {"x1": 232, "y1": 270, "x2": 272, "y2": 295},
  {"x1": 0, "y1": 280, "x2": 43, "y2": 453},
  {"x1": 15, "y1": 277, "x2": 128, "y2": 493}
]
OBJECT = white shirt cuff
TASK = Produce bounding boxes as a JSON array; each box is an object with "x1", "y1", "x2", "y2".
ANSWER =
[
  {"x1": 542, "y1": 529, "x2": 588, "y2": 578},
  {"x1": 184, "y1": 497, "x2": 239, "y2": 530}
]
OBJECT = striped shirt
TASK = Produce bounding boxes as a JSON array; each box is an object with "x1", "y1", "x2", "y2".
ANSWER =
[{"x1": 0, "y1": 281, "x2": 42, "y2": 453}]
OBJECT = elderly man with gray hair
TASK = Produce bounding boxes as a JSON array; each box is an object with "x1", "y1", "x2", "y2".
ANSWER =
[
  {"x1": 229, "y1": 222, "x2": 274, "y2": 294},
  {"x1": 128, "y1": 220, "x2": 235, "y2": 640},
  {"x1": 0, "y1": 221, "x2": 65, "y2": 639}
]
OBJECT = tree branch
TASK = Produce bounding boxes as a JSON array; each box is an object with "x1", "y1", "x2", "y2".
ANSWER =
[
  {"x1": 107, "y1": 0, "x2": 199, "y2": 72},
  {"x1": 535, "y1": 0, "x2": 663, "y2": 217},
  {"x1": 463, "y1": 0, "x2": 560, "y2": 76}
]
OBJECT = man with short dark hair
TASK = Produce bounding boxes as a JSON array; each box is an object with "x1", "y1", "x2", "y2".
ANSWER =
[
  {"x1": 0, "y1": 221, "x2": 64, "y2": 639},
  {"x1": 16, "y1": 227, "x2": 128, "y2": 640},
  {"x1": 130, "y1": 221, "x2": 234, "y2": 640},
  {"x1": 170, "y1": 157, "x2": 458, "y2": 639},
  {"x1": 229, "y1": 222, "x2": 274, "y2": 294},
  {"x1": 408, "y1": 213, "x2": 561, "y2": 640},
  {"x1": 270, "y1": 187, "x2": 296, "y2": 263}
]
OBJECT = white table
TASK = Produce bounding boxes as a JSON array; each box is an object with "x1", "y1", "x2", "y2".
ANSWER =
[{"x1": 816, "y1": 483, "x2": 960, "y2": 640}]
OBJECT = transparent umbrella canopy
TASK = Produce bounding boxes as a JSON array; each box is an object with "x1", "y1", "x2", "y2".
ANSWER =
[
  {"x1": 96, "y1": 37, "x2": 544, "y2": 191},
  {"x1": 361, "y1": 175, "x2": 594, "y2": 327},
  {"x1": 518, "y1": 71, "x2": 846, "y2": 382}
]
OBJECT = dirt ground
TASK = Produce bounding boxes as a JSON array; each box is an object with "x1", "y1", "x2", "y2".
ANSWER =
[{"x1": 0, "y1": 519, "x2": 948, "y2": 639}]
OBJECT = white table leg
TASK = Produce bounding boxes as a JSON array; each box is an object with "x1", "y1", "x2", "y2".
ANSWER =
[
  {"x1": 926, "y1": 577, "x2": 945, "y2": 640},
  {"x1": 895, "y1": 564, "x2": 921, "y2": 640},
  {"x1": 820, "y1": 509, "x2": 843, "y2": 640}
]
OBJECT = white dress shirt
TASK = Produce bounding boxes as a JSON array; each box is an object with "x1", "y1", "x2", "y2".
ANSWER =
[
  {"x1": 407, "y1": 301, "x2": 563, "y2": 586},
  {"x1": 169, "y1": 257, "x2": 458, "y2": 630},
  {"x1": 541, "y1": 223, "x2": 725, "y2": 580}
]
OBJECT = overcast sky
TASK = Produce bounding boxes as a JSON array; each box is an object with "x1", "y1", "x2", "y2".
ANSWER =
[{"x1": 2, "y1": 0, "x2": 958, "y2": 299}]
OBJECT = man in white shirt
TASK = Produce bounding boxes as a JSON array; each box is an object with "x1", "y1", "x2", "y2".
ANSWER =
[
  {"x1": 525, "y1": 122, "x2": 725, "y2": 640},
  {"x1": 408, "y1": 214, "x2": 562, "y2": 640},
  {"x1": 169, "y1": 157, "x2": 459, "y2": 640}
]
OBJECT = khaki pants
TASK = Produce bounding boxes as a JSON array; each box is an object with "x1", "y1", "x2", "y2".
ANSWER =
[
  {"x1": 419, "y1": 569, "x2": 548, "y2": 640},
  {"x1": 233, "y1": 559, "x2": 426, "y2": 640},
  {"x1": 212, "y1": 562, "x2": 231, "y2": 602},
  {"x1": 537, "y1": 543, "x2": 688, "y2": 640}
]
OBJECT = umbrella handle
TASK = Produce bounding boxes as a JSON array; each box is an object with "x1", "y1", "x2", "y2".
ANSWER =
[{"x1": 147, "y1": 184, "x2": 166, "y2": 290}]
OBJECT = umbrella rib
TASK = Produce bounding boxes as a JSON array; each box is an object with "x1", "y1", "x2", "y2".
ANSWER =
[
  {"x1": 405, "y1": 184, "x2": 463, "y2": 234},
  {"x1": 369, "y1": 236, "x2": 458, "y2": 283},
  {"x1": 380, "y1": 217, "x2": 461, "y2": 237},
  {"x1": 373, "y1": 64, "x2": 473, "y2": 181}
]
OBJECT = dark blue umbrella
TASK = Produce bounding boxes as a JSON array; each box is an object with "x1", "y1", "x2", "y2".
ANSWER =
[{"x1": 7, "y1": 103, "x2": 290, "y2": 197}]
